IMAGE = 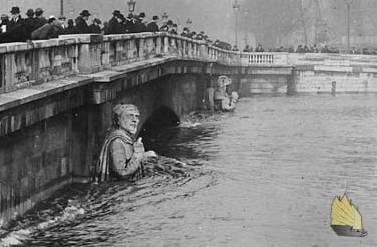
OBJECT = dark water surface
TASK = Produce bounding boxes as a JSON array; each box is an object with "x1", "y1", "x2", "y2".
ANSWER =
[{"x1": 1, "y1": 94, "x2": 377, "y2": 247}]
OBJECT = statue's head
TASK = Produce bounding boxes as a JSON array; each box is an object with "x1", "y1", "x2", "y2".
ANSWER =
[{"x1": 112, "y1": 103, "x2": 140, "y2": 135}]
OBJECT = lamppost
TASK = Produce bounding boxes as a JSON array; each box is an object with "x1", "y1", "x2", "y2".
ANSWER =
[
  {"x1": 162, "y1": 12, "x2": 169, "y2": 25},
  {"x1": 186, "y1": 18, "x2": 192, "y2": 30},
  {"x1": 127, "y1": 0, "x2": 136, "y2": 14},
  {"x1": 60, "y1": 0, "x2": 64, "y2": 16},
  {"x1": 243, "y1": 9, "x2": 249, "y2": 48},
  {"x1": 232, "y1": 0, "x2": 241, "y2": 48},
  {"x1": 344, "y1": 0, "x2": 353, "y2": 53}
]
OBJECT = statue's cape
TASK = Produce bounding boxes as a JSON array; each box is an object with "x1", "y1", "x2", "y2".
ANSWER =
[{"x1": 96, "y1": 129, "x2": 134, "y2": 182}]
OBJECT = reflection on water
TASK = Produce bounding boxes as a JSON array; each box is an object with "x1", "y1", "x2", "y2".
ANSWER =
[{"x1": 1, "y1": 94, "x2": 377, "y2": 247}]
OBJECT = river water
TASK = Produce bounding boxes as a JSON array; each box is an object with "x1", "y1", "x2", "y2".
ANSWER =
[{"x1": 1, "y1": 94, "x2": 377, "y2": 247}]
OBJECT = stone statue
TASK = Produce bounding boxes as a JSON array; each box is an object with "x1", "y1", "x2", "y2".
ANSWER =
[{"x1": 96, "y1": 103, "x2": 156, "y2": 182}]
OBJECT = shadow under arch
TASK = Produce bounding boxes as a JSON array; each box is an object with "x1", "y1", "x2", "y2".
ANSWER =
[{"x1": 139, "y1": 106, "x2": 180, "y2": 149}]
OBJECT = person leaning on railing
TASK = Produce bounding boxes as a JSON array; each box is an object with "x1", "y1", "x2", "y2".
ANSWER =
[
  {"x1": 75, "y1": 10, "x2": 92, "y2": 34},
  {"x1": 31, "y1": 16, "x2": 64, "y2": 40},
  {"x1": 146, "y1": 15, "x2": 159, "y2": 32}
]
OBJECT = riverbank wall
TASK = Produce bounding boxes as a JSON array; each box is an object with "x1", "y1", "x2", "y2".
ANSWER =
[{"x1": 241, "y1": 52, "x2": 377, "y2": 95}]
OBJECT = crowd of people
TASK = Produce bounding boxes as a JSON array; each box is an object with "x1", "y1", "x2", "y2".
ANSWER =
[
  {"x1": 240, "y1": 43, "x2": 377, "y2": 55},
  {"x1": 2, "y1": 6, "x2": 375, "y2": 55},
  {"x1": 0, "y1": 6, "x2": 219, "y2": 44}
]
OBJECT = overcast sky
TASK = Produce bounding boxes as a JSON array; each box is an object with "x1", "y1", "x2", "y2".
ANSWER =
[{"x1": 1, "y1": 0, "x2": 235, "y2": 42}]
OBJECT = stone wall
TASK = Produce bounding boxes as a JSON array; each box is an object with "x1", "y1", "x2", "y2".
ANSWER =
[{"x1": 293, "y1": 67, "x2": 377, "y2": 94}]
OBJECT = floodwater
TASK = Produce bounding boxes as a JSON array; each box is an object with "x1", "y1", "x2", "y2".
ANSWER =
[{"x1": 1, "y1": 94, "x2": 377, "y2": 247}]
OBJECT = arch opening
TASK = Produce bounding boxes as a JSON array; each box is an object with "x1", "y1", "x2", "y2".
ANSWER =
[{"x1": 139, "y1": 107, "x2": 180, "y2": 149}]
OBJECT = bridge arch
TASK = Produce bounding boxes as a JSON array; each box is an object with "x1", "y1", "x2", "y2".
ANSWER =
[{"x1": 139, "y1": 106, "x2": 180, "y2": 148}]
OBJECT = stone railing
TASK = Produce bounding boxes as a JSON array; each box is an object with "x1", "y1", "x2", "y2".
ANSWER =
[
  {"x1": 0, "y1": 39, "x2": 78, "y2": 93},
  {"x1": 0, "y1": 32, "x2": 241, "y2": 94},
  {"x1": 3, "y1": 32, "x2": 377, "y2": 94},
  {"x1": 240, "y1": 52, "x2": 289, "y2": 66}
]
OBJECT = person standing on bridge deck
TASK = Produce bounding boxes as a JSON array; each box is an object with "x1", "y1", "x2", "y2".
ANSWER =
[
  {"x1": 64, "y1": 19, "x2": 75, "y2": 34},
  {"x1": 135, "y1": 12, "x2": 147, "y2": 33},
  {"x1": 255, "y1": 43, "x2": 265, "y2": 52},
  {"x1": 89, "y1": 18, "x2": 102, "y2": 34},
  {"x1": 107, "y1": 12, "x2": 126, "y2": 34},
  {"x1": 34, "y1": 8, "x2": 47, "y2": 29},
  {"x1": 106, "y1": 10, "x2": 120, "y2": 34},
  {"x1": 4, "y1": 7, "x2": 27, "y2": 43},
  {"x1": 124, "y1": 13, "x2": 136, "y2": 33},
  {"x1": 24, "y1": 9, "x2": 37, "y2": 40},
  {"x1": 180, "y1": 27, "x2": 189, "y2": 37},
  {"x1": 31, "y1": 16, "x2": 64, "y2": 40},
  {"x1": 96, "y1": 104, "x2": 155, "y2": 182},
  {"x1": 75, "y1": 10, "x2": 91, "y2": 34},
  {"x1": 146, "y1": 15, "x2": 159, "y2": 32},
  {"x1": 58, "y1": 15, "x2": 67, "y2": 32},
  {"x1": 169, "y1": 24, "x2": 178, "y2": 35}
]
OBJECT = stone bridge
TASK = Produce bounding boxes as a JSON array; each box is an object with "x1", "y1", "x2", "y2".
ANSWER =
[{"x1": 1, "y1": 32, "x2": 377, "y2": 224}]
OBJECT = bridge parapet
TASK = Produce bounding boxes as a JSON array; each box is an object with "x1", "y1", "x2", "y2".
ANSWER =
[
  {"x1": 2, "y1": 32, "x2": 377, "y2": 94},
  {"x1": 0, "y1": 39, "x2": 79, "y2": 93},
  {"x1": 241, "y1": 52, "x2": 288, "y2": 66},
  {"x1": 0, "y1": 32, "x2": 242, "y2": 94}
]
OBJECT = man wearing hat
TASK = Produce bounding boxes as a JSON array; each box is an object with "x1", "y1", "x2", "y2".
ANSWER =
[
  {"x1": 109, "y1": 13, "x2": 126, "y2": 34},
  {"x1": 24, "y1": 9, "x2": 37, "y2": 39},
  {"x1": 58, "y1": 15, "x2": 67, "y2": 29},
  {"x1": 160, "y1": 19, "x2": 173, "y2": 32},
  {"x1": 180, "y1": 27, "x2": 189, "y2": 37},
  {"x1": 106, "y1": 10, "x2": 121, "y2": 34},
  {"x1": 31, "y1": 16, "x2": 64, "y2": 40},
  {"x1": 8, "y1": 7, "x2": 23, "y2": 31},
  {"x1": 34, "y1": 8, "x2": 47, "y2": 29},
  {"x1": 124, "y1": 13, "x2": 136, "y2": 33},
  {"x1": 89, "y1": 18, "x2": 102, "y2": 34},
  {"x1": 75, "y1": 10, "x2": 91, "y2": 34},
  {"x1": 63, "y1": 19, "x2": 75, "y2": 35},
  {"x1": 146, "y1": 15, "x2": 159, "y2": 32},
  {"x1": 169, "y1": 23, "x2": 178, "y2": 35},
  {"x1": 1, "y1": 6, "x2": 28, "y2": 43},
  {"x1": 109, "y1": 10, "x2": 121, "y2": 27},
  {"x1": 134, "y1": 12, "x2": 146, "y2": 33}
]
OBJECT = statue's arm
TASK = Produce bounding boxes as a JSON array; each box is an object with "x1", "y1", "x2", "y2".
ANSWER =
[{"x1": 110, "y1": 139, "x2": 143, "y2": 177}]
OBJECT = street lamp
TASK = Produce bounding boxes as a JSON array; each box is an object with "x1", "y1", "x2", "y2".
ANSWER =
[
  {"x1": 60, "y1": 0, "x2": 64, "y2": 16},
  {"x1": 344, "y1": 0, "x2": 353, "y2": 53},
  {"x1": 127, "y1": 0, "x2": 136, "y2": 13},
  {"x1": 232, "y1": 0, "x2": 241, "y2": 48},
  {"x1": 243, "y1": 9, "x2": 249, "y2": 48},
  {"x1": 162, "y1": 12, "x2": 169, "y2": 25}
]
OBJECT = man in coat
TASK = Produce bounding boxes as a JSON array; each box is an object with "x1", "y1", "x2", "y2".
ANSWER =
[
  {"x1": 107, "y1": 12, "x2": 125, "y2": 34},
  {"x1": 2, "y1": 7, "x2": 27, "y2": 43},
  {"x1": 124, "y1": 13, "x2": 136, "y2": 33},
  {"x1": 31, "y1": 16, "x2": 64, "y2": 40},
  {"x1": 34, "y1": 8, "x2": 47, "y2": 29},
  {"x1": 135, "y1": 12, "x2": 146, "y2": 33},
  {"x1": 24, "y1": 9, "x2": 37, "y2": 40},
  {"x1": 146, "y1": 15, "x2": 159, "y2": 32},
  {"x1": 89, "y1": 18, "x2": 102, "y2": 34},
  {"x1": 75, "y1": 10, "x2": 91, "y2": 34}
]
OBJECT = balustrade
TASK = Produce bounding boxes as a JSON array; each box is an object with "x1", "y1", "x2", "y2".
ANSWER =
[{"x1": 0, "y1": 32, "x2": 292, "y2": 94}]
